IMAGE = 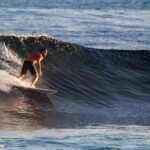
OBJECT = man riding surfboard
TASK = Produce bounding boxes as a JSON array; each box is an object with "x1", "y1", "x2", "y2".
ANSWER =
[{"x1": 18, "y1": 48, "x2": 47, "y2": 87}]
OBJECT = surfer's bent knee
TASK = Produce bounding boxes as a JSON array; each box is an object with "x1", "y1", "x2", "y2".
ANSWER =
[{"x1": 33, "y1": 73, "x2": 38, "y2": 79}]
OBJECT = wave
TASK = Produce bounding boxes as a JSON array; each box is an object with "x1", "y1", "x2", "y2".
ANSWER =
[{"x1": 0, "y1": 35, "x2": 150, "y2": 126}]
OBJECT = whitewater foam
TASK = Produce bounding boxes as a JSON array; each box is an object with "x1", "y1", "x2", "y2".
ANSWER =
[
  {"x1": 0, "y1": 43, "x2": 31, "y2": 92},
  {"x1": 0, "y1": 70, "x2": 30, "y2": 92},
  {"x1": 0, "y1": 43, "x2": 21, "y2": 65}
]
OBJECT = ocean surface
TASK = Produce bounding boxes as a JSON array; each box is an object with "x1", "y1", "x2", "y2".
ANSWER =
[{"x1": 0, "y1": 0, "x2": 150, "y2": 149}]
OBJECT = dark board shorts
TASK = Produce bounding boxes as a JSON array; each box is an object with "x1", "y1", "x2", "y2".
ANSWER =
[{"x1": 21, "y1": 61, "x2": 37, "y2": 75}]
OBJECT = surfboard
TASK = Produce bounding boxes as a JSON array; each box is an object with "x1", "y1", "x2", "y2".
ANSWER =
[{"x1": 13, "y1": 85, "x2": 58, "y2": 94}]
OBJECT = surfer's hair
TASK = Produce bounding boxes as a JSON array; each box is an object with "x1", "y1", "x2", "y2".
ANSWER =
[{"x1": 40, "y1": 48, "x2": 47, "y2": 52}]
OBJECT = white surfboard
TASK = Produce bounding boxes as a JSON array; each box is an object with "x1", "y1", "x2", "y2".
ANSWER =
[{"x1": 13, "y1": 85, "x2": 58, "y2": 94}]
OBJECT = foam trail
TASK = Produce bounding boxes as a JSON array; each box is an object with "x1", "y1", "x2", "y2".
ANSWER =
[{"x1": 0, "y1": 70, "x2": 30, "y2": 92}]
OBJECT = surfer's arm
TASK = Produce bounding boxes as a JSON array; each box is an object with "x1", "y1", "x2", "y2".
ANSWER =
[
  {"x1": 37, "y1": 55, "x2": 43, "y2": 76},
  {"x1": 26, "y1": 53, "x2": 31, "y2": 58}
]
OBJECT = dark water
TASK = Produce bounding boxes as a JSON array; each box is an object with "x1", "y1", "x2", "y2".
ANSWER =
[
  {"x1": 0, "y1": 36, "x2": 150, "y2": 149},
  {"x1": 0, "y1": 35, "x2": 150, "y2": 130},
  {"x1": 0, "y1": 0, "x2": 150, "y2": 149}
]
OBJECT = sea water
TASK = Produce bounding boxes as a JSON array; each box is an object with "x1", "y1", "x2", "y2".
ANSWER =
[{"x1": 0, "y1": 0, "x2": 150, "y2": 149}]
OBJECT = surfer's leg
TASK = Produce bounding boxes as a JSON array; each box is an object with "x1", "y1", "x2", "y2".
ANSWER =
[
  {"x1": 30, "y1": 73, "x2": 39, "y2": 87},
  {"x1": 19, "y1": 61, "x2": 28, "y2": 79},
  {"x1": 18, "y1": 74, "x2": 25, "y2": 79},
  {"x1": 28, "y1": 62, "x2": 38, "y2": 87}
]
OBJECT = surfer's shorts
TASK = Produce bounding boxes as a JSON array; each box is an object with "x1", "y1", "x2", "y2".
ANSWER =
[{"x1": 21, "y1": 61, "x2": 37, "y2": 75}]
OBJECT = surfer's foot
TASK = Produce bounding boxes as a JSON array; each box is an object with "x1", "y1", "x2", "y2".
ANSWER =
[{"x1": 30, "y1": 85, "x2": 35, "y2": 88}]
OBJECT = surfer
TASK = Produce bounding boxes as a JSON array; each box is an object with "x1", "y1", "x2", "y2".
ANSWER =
[{"x1": 18, "y1": 48, "x2": 47, "y2": 87}]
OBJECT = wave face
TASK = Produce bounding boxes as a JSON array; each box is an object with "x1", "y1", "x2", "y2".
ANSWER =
[{"x1": 0, "y1": 35, "x2": 150, "y2": 129}]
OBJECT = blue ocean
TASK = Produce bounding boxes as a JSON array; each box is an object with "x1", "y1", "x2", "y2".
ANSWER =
[{"x1": 0, "y1": 0, "x2": 150, "y2": 149}]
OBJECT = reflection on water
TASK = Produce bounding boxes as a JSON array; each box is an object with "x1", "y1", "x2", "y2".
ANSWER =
[
  {"x1": 0, "y1": 88, "x2": 54, "y2": 130},
  {"x1": 0, "y1": 88, "x2": 106, "y2": 130}
]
